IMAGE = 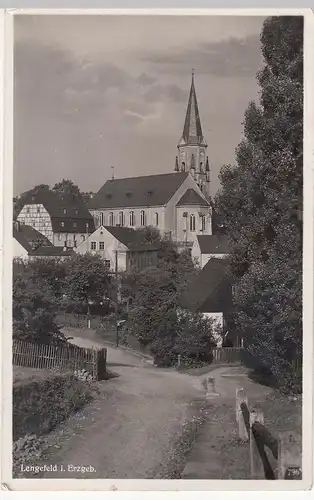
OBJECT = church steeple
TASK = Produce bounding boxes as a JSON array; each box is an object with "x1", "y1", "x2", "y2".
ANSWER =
[
  {"x1": 176, "y1": 71, "x2": 210, "y2": 199},
  {"x1": 180, "y1": 70, "x2": 205, "y2": 146}
]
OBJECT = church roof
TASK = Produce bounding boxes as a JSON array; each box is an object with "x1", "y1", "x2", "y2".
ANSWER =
[
  {"x1": 197, "y1": 234, "x2": 230, "y2": 254},
  {"x1": 89, "y1": 172, "x2": 189, "y2": 209},
  {"x1": 179, "y1": 73, "x2": 205, "y2": 146},
  {"x1": 176, "y1": 188, "x2": 209, "y2": 207}
]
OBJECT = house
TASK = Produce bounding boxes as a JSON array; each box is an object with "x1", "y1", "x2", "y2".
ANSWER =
[
  {"x1": 13, "y1": 221, "x2": 74, "y2": 260},
  {"x1": 16, "y1": 187, "x2": 95, "y2": 248},
  {"x1": 192, "y1": 234, "x2": 230, "y2": 268},
  {"x1": 74, "y1": 225, "x2": 159, "y2": 273},
  {"x1": 179, "y1": 258, "x2": 240, "y2": 347},
  {"x1": 88, "y1": 73, "x2": 212, "y2": 249}
]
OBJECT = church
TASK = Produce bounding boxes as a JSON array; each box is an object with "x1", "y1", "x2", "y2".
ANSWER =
[{"x1": 88, "y1": 72, "x2": 213, "y2": 251}]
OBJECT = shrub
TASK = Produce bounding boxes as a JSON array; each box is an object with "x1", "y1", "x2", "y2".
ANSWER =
[{"x1": 13, "y1": 373, "x2": 93, "y2": 441}]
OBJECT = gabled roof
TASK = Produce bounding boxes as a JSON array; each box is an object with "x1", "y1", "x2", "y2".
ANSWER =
[
  {"x1": 105, "y1": 226, "x2": 160, "y2": 251},
  {"x1": 197, "y1": 234, "x2": 230, "y2": 254},
  {"x1": 88, "y1": 172, "x2": 189, "y2": 209},
  {"x1": 30, "y1": 246, "x2": 75, "y2": 257},
  {"x1": 13, "y1": 223, "x2": 52, "y2": 252},
  {"x1": 19, "y1": 188, "x2": 95, "y2": 234},
  {"x1": 179, "y1": 258, "x2": 233, "y2": 313},
  {"x1": 82, "y1": 225, "x2": 160, "y2": 252},
  {"x1": 176, "y1": 188, "x2": 209, "y2": 207},
  {"x1": 179, "y1": 73, "x2": 206, "y2": 146}
]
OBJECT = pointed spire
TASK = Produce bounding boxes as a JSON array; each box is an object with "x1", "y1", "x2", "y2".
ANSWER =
[
  {"x1": 181, "y1": 71, "x2": 204, "y2": 145},
  {"x1": 175, "y1": 156, "x2": 179, "y2": 172}
]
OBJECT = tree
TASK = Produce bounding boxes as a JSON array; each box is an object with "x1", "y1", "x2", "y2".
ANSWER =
[
  {"x1": 63, "y1": 254, "x2": 111, "y2": 313},
  {"x1": 52, "y1": 179, "x2": 82, "y2": 197},
  {"x1": 13, "y1": 259, "x2": 65, "y2": 344},
  {"x1": 214, "y1": 16, "x2": 303, "y2": 390},
  {"x1": 124, "y1": 233, "x2": 215, "y2": 366},
  {"x1": 26, "y1": 258, "x2": 67, "y2": 299}
]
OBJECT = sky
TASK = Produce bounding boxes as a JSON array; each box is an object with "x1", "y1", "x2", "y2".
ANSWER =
[{"x1": 14, "y1": 14, "x2": 266, "y2": 197}]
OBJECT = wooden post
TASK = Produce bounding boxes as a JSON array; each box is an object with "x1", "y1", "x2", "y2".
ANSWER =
[
  {"x1": 96, "y1": 348, "x2": 107, "y2": 381},
  {"x1": 278, "y1": 431, "x2": 302, "y2": 480},
  {"x1": 177, "y1": 354, "x2": 181, "y2": 369},
  {"x1": 250, "y1": 410, "x2": 265, "y2": 478},
  {"x1": 236, "y1": 387, "x2": 249, "y2": 441},
  {"x1": 205, "y1": 377, "x2": 218, "y2": 397}
]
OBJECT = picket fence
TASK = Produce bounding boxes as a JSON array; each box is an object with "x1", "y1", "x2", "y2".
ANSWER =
[
  {"x1": 212, "y1": 347, "x2": 244, "y2": 364},
  {"x1": 13, "y1": 339, "x2": 107, "y2": 381}
]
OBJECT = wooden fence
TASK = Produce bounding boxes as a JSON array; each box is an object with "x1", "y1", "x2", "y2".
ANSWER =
[
  {"x1": 236, "y1": 387, "x2": 302, "y2": 480},
  {"x1": 57, "y1": 313, "x2": 107, "y2": 329},
  {"x1": 212, "y1": 347, "x2": 244, "y2": 364},
  {"x1": 13, "y1": 340, "x2": 107, "y2": 381}
]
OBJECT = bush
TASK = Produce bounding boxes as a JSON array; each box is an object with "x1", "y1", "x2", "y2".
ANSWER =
[{"x1": 13, "y1": 373, "x2": 93, "y2": 440}]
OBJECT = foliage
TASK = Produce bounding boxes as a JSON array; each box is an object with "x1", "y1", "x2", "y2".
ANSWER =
[
  {"x1": 124, "y1": 233, "x2": 215, "y2": 365},
  {"x1": 13, "y1": 260, "x2": 65, "y2": 344},
  {"x1": 13, "y1": 373, "x2": 93, "y2": 441},
  {"x1": 52, "y1": 178, "x2": 82, "y2": 198},
  {"x1": 214, "y1": 16, "x2": 303, "y2": 390},
  {"x1": 63, "y1": 253, "x2": 112, "y2": 310}
]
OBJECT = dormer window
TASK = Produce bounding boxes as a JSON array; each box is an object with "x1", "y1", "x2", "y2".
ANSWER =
[
  {"x1": 61, "y1": 222, "x2": 65, "y2": 228},
  {"x1": 147, "y1": 190, "x2": 153, "y2": 197},
  {"x1": 106, "y1": 193, "x2": 112, "y2": 199},
  {"x1": 63, "y1": 208, "x2": 67, "y2": 215},
  {"x1": 73, "y1": 222, "x2": 77, "y2": 228},
  {"x1": 75, "y1": 209, "x2": 79, "y2": 215}
]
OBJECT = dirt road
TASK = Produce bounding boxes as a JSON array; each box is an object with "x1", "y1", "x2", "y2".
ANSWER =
[{"x1": 31, "y1": 334, "x2": 205, "y2": 479}]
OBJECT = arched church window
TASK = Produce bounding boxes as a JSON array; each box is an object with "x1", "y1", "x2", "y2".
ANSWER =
[
  {"x1": 119, "y1": 211, "x2": 124, "y2": 227},
  {"x1": 190, "y1": 214, "x2": 196, "y2": 231},
  {"x1": 100, "y1": 212, "x2": 104, "y2": 226},
  {"x1": 181, "y1": 162, "x2": 186, "y2": 171},
  {"x1": 109, "y1": 212, "x2": 114, "y2": 226},
  {"x1": 140, "y1": 210, "x2": 146, "y2": 226},
  {"x1": 154, "y1": 212, "x2": 159, "y2": 227},
  {"x1": 129, "y1": 211, "x2": 135, "y2": 226},
  {"x1": 201, "y1": 215, "x2": 206, "y2": 232}
]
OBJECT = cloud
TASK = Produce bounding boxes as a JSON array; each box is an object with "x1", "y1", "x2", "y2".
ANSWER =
[{"x1": 143, "y1": 34, "x2": 263, "y2": 78}]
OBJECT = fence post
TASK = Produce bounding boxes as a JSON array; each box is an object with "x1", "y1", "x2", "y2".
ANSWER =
[
  {"x1": 96, "y1": 348, "x2": 107, "y2": 381},
  {"x1": 278, "y1": 431, "x2": 302, "y2": 480},
  {"x1": 236, "y1": 387, "x2": 249, "y2": 441},
  {"x1": 249, "y1": 410, "x2": 265, "y2": 478},
  {"x1": 177, "y1": 354, "x2": 181, "y2": 369}
]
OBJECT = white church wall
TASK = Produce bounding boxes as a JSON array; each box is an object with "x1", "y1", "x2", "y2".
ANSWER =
[{"x1": 90, "y1": 206, "x2": 165, "y2": 234}]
